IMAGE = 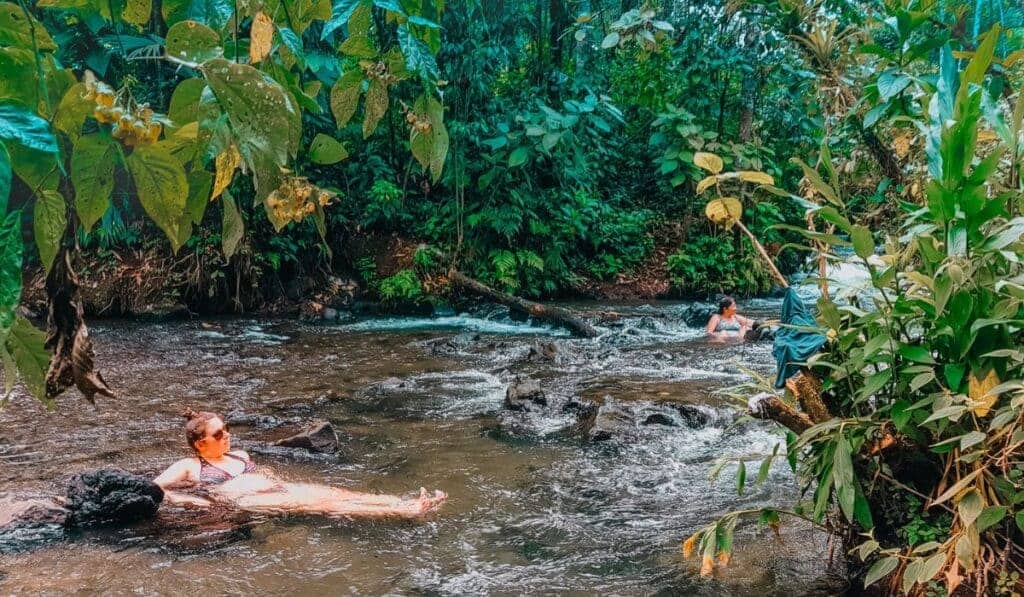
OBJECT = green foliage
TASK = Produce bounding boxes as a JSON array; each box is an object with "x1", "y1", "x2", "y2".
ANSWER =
[
  {"x1": 378, "y1": 269, "x2": 423, "y2": 302},
  {"x1": 705, "y1": 27, "x2": 1024, "y2": 593},
  {"x1": 667, "y1": 235, "x2": 774, "y2": 297}
]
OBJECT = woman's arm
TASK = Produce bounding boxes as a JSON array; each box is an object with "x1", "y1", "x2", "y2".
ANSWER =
[
  {"x1": 153, "y1": 459, "x2": 212, "y2": 507},
  {"x1": 153, "y1": 459, "x2": 194, "y2": 489},
  {"x1": 706, "y1": 314, "x2": 720, "y2": 335}
]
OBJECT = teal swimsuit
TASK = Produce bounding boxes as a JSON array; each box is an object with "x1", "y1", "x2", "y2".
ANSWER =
[{"x1": 715, "y1": 317, "x2": 742, "y2": 332}]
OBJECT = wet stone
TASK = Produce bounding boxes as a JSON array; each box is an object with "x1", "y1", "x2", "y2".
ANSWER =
[
  {"x1": 64, "y1": 468, "x2": 164, "y2": 528},
  {"x1": 272, "y1": 421, "x2": 341, "y2": 454},
  {"x1": 642, "y1": 412, "x2": 676, "y2": 426},
  {"x1": 681, "y1": 303, "x2": 716, "y2": 328},
  {"x1": 504, "y1": 379, "x2": 547, "y2": 412}
]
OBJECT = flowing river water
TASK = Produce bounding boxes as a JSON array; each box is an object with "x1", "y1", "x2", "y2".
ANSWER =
[{"x1": 0, "y1": 301, "x2": 845, "y2": 595}]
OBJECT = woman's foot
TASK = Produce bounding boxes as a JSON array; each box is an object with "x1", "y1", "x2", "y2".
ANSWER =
[{"x1": 409, "y1": 487, "x2": 447, "y2": 516}]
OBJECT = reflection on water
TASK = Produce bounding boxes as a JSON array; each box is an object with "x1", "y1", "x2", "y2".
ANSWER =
[{"x1": 0, "y1": 304, "x2": 840, "y2": 595}]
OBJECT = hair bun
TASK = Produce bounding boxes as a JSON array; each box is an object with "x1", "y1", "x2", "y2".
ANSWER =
[{"x1": 182, "y1": 407, "x2": 199, "y2": 420}]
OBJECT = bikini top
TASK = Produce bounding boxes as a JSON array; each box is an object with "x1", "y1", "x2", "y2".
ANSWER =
[
  {"x1": 197, "y1": 452, "x2": 257, "y2": 485},
  {"x1": 715, "y1": 317, "x2": 742, "y2": 332}
]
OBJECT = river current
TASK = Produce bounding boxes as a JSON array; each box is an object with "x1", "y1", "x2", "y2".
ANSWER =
[{"x1": 0, "y1": 302, "x2": 843, "y2": 595}]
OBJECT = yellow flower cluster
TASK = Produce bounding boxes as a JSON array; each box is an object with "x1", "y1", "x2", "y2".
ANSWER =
[
  {"x1": 266, "y1": 177, "x2": 335, "y2": 224},
  {"x1": 83, "y1": 71, "x2": 162, "y2": 147},
  {"x1": 404, "y1": 109, "x2": 432, "y2": 134},
  {"x1": 359, "y1": 59, "x2": 399, "y2": 85}
]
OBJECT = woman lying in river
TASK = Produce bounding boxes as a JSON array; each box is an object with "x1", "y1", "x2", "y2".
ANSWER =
[
  {"x1": 705, "y1": 296, "x2": 756, "y2": 341},
  {"x1": 153, "y1": 409, "x2": 447, "y2": 519}
]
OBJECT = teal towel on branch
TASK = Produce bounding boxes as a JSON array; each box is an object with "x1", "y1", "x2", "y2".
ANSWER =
[{"x1": 773, "y1": 287, "x2": 827, "y2": 388}]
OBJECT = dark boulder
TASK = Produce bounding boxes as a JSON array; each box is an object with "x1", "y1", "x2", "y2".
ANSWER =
[
  {"x1": 642, "y1": 412, "x2": 677, "y2": 427},
  {"x1": 64, "y1": 467, "x2": 164, "y2": 528},
  {"x1": 670, "y1": 404, "x2": 712, "y2": 427},
  {"x1": 526, "y1": 341, "x2": 559, "y2": 363},
  {"x1": 272, "y1": 421, "x2": 341, "y2": 454},
  {"x1": 681, "y1": 303, "x2": 716, "y2": 328},
  {"x1": 505, "y1": 379, "x2": 548, "y2": 412}
]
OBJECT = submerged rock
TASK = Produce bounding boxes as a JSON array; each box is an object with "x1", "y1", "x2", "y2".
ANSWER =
[
  {"x1": 526, "y1": 341, "x2": 559, "y2": 363},
  {"x1": 681, "y1": 303, "x2": 716, "y2": 328},
  {"x1": 505, "y1": 379, "x2": 548, "y2": 411},
  {"x1": 272, "y1": 421, "x2": 341, "y2": 454}
]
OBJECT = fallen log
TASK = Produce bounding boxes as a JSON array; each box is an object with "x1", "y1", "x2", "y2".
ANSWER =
[{"x1": 446, "y1": 269, "x2": 599, "y2": 338}]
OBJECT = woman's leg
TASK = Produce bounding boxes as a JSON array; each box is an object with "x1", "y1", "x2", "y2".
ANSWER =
[{"x1": 229, "y1": 482, "x2": 446, "y2": 518}]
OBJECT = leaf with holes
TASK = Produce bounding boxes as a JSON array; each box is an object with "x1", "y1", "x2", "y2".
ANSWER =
[
  {"x1": 330, "y1": 70, "x2": 363, "y2": 129},
  {"x1": 127, "y1": 145, "x2": 188, "y2": 248},
  {"x1": 362, "y1": 78, "x2": 388, "y2": 139},
  {"x1": 122, "y1": 0, "x2": 152, "y2": 25},
  {"x1": 71, "y1": 134, "x2": 117, "y2": 232},
  {"x1": 166, "y1": 20, "x2": 223, "y2": 63},
  {"x1": 203, "y1": 58, "x2": 295, "y2": 168}
]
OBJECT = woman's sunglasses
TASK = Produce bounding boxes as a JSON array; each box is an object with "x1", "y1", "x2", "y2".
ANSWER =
[{"x1": 207, "y1": 424, "x2": 229, "y2": 441}]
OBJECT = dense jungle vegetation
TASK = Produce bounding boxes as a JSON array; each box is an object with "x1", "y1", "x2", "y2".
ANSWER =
[{"x1": 3, "y1": 0, "x2": 1024, "y2": 593}]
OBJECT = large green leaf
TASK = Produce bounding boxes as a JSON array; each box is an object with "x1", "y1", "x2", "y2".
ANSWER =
[
  {"x1": 221, "y1": 189, "x2": 244, "y2": 258},
  {"x1": 309, "y1": 133, "x2": 348, "y2": 164},
  {"x1": 362, "y1": 78, "x2": 388, "y2": 139},
  {"x1": 122, "y1": 0, "x2": 152, "y2": 25},
  {"x1": 851, "y1": 225, "x2": 874, "y2": 260},
  {"x1": 185, "y1": 169, "x2": 213, "y2": 225},
  {"x1": 52, "y1": 83, "x2": 94, "y2": 142},
  {"x1": 0, "y1": 48, "x2": 40, "y2": 108},
  {"x1": 410, "y1": 96, "x2": 448, "y2": 182},
  {"x1": 33, "y1": 190, "x2": 65, "y2": 273},
  {"x1": 0, "y1": 4, "x2": 57, "y2": 50},
  {"x1": 168, "y1": 78, "x2": 208, "y2": 133},
  {"x1": 202, "y1": 58, "x2": 294, "y2": 169},
  {"x1": 0, "y1": 142, "x2": 9, "y2": 214},
  {"x1": 71, "y1": 134, "x2": 117, "y2": 232},
  {"x1": 127, "y1": 145, "x2": 188, "y2": 248},
  {"x1": 0, "y1": 210, "x2": 22, "y2": 344},
  {"x1": 166, "y1": 20, "x2": 223, "y2": 64},
  {"x1": 0, "y1": 100, "x2": 57, "y2": 154},
  {"x1": 321, "y1": 0, "x2": 363, "y2": 40},
  {"x1": 397, "y1": 25, "x2": 438, "y2": 81},
  {"x1": 330, "y1": 69, "x2": 363, "y2": 129},
  {"x1": 162, "y1": 0, "x2": 233, "y2": 29},
  {"x1": 5, "y1": 314, "x2": 50, "y2": 403}
]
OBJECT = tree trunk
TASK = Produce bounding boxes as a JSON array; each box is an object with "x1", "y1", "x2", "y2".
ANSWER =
[
  {"x1": 738, "y1": 69, "x2": 757, "y2": 142},
  {"x1": 447, "y1": 269, "x2": 599, "y2": 338},
  {"x1": 858, "y1": 120, "x2": 905, "y2": 184},
  {"x1": 548, "y1": 0, "x2": 569, "y2": 70}
]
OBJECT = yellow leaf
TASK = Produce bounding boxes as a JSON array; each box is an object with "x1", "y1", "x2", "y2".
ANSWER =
[
  {"x1": 737, "y1": 171, "x2": 775, "y2": 185},
  {"x1": 705, "y1": 197, "x2": 743, "y2": 228},
  {"x1": 249, "y1": 11, "x2": 274, "y2": 64},
  {"x1": 717, "y1": 551, "x2": 731, "y2": 567},
  {"x1": 694, "y1": 151, "x2": 724, "y2": 174},
  {"x1": 700, "y1": 555, "x2": 714, "y2": 576},
  {"x1": 681, "y1": 534, "x2": 696, "y2": 558},
  {"x1": 1004, "y1": 50, "x2": 1024, "y2": 68},
  {"x1": 893, "y1": 134, "x2": 912, "y2": 159},
  {"x1": 968, "y1": 369, "x2": 1000, "y2": 417},
  {"x1": 172, "y1": 121, "x2": 199, "y2": 142},
  {"x1": 212, "y1": 144, "x2": 241, "y2": 201},
  {"x1": 696, "y1": 175, "x2": 718, "y2": 195},
  {"x1": 976, "y1": 129, "x2": 999, "y2": 142}
]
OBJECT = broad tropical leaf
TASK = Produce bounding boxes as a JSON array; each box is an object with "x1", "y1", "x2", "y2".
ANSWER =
[
  {"x1": 0, "y1": 210, "x2": 22, "y2": 344},
  {"x1": 4, "y1": 315, "x2": 51, "y2": 404},
  {"x1": 309, "y1": 133, "x2": 348, "y2": 164},
  {"x1": 71, "y1": 134, "x2": 117, "y2": 232},
  {"x1": 33, "y1": 190, "x2": 65, "y2": 273},
  {"x1": 0, "y1": 101, "x2": 58, "y2": 154},
  {"x1": 330, "y1": 69, "x2": 363, "y2": 129},
  {"x1": 249, "y1": 11, "x2": 274, "y2": 64},
  {"x1": 694, "y1": 152, "x2": 724, "y2": 174},
  {"x1": 166, "y1": 20, "x2": 223, "y2": 64},
  {"x1": 362, "y1": 78, "x2": 388, "y2": 139},
  {"x1": 127, "y1": 145, "x2": 188, "y2": 249},
  {"x1": 221, "y1": 189, "x2": 244, "y2": 258}
]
